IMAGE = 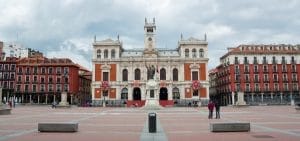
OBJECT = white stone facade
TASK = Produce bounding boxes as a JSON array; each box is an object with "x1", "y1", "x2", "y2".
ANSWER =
[{"x1": 91, "y1": 18, "x2": 209, "y2": 106}]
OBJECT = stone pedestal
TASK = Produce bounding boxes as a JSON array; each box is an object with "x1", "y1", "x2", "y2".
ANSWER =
[
  {"x1": 142, "y1": 79, "x2": 162, "y2": 110},
  {"x1": 235, "y1": 92, "x2": 247, "y2": 106},
  {"x1": 57, "y1": 92, "x2": 70, "y2": 108},
  {"x1": 0, "y1": 88, "x2": 11, "y2": 115}
]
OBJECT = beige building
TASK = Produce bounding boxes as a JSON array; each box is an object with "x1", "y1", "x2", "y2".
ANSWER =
[{"x1": 91, "y1": 18, "x2": 209, "y2": 107}]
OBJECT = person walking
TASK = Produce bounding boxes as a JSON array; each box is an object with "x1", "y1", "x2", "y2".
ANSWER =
[
  {"x1": 208, "y1": 100, "x2": 215, "y2": 119},
  {"x1": 215, "y1": 101, "x2": 221, "y2": 119}
]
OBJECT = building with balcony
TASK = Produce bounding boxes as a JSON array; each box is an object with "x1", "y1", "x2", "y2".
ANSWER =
[
  {"x1": 92, "y1": 18, "x2": 209, "y2": 107},
  {"x1": 0, "y1": 57, "x2": 17, "y2": 102},
  {"x1": 8, "y1": 56, "x2": 91, "y2": 105},
  {"x1": 211, "y1": 44, "x2": 300, "y2": 105}
]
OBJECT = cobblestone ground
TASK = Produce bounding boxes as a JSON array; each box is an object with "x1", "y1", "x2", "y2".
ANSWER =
[{"x1": 0, "y1": 105, "x2": 300, "y2": 141}]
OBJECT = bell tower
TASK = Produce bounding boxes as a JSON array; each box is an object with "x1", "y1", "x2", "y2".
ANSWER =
[{"x1": 144, "y1": 18, "x2": 157, "y2": 57}]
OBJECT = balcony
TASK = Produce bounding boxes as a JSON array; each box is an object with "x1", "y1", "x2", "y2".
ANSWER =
[
  {"x1": 292, "y1": 78, "x2": 298, "y2": 82},
  {"x1": 291, "y1": 60, "x2": 296, "y2": 64},
  {"x1": 273, "y1": 79, "x2": 279, "y2": 82},
  {"x1": 283, "y1": 88, "x2": 289, "y2": 92},
  {"x1": 254, "y1": 88, "x2": 260, "y2": 92},
  {"x1": 253, "y1": 60, "x2": 258, "y2": 64},
  {"x1": 245, "y1": 88, "x2": 251, "y2": 92},
  {"x1": 254, "y1": 79, "x2": 260, "y2": 83},
  {"x1": 274, "y1": 88, "x2": 280, "y2": 92},
  {"x1": 17, "y1": 72, "x2": 23, "y2": 75},
  {"x1": 282, "y1": 69, "x2": 287, "y2": 73},
  {"x1": 234, "y1": 60, "x2": 240, "y2": 64},
  {"x1": 263, "y1": 79, "x2": 269, "y2": 82},
  {"x1": 292, "y1": 68, "x2": 297, "y2": 72},
  {"x1": 263, "y1": 69, "x2": 268, "y2": 73},
  {"x1": 244, "y1": 69, "x2": 250, "y2": 74},
  {"x1": 264, "y1": 88, "x2": 270, "y2": 92},
  {"x1": 263, "y1": 60, "x2": 268, "y2": 64},
  {"x1": 245, "y1": 79, "x2": 250, "y2": 83},
  {"x1": 244, "y1": 60, "x2": 249, "y2": 64},
  {"x1": 254, "y1": 69, "x2": 259, "y2": 73},
  {"x1": 282, "y1": 60, "x2": 287, "y2": 64},
  {"x1": 283, "y1": 78, "x2": 289, "y2": 82},
  {"x1": 273, "y1": 69, "x2": 278, "y2": 73},
  {"x1": 235, "y1": 79, "x2": 241, "y2": 83},
  {"x1": 293, "y1": 88, "x2": 299, "y2": 91},
  {"x1": 272, "y1": 60, "x2": 277, "y2": 64}
]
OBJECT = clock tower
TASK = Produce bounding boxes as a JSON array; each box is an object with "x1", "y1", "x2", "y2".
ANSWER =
[{"x1": 144, "y1": 18, "x2": 157, "y2": 57}]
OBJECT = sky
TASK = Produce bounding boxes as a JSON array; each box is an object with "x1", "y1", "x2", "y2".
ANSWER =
[{"x1": 1, "y1": 0, "x2": 300, "y2": 70}]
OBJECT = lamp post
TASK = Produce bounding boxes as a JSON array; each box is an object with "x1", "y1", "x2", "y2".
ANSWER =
[{"x1": 102, "y1": 81, "x2": 109, "y2": 107}]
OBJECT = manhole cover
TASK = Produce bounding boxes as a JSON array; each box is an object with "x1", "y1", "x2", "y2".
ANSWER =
[{"x1": 252, "y1": 135, "x2": 274, "y2": 138}]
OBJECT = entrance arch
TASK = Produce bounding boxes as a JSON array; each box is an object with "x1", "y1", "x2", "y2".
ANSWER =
[
  {"x1": 133, "y1": 87, "x2": 141, "y2": 100},
  {"x1": 159, "y1": 87, "x2": 168, "y2": 100},
  {"x1": 172, "y1": 87, "x2": 180, "y2": 100},
  {"x1": 121, "y1": 88, "x2": 128, "y2": 100}
]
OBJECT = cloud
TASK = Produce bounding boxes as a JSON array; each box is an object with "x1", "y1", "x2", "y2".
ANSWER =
[{"x1": 1, "y1": 0, "x2": 300, "y2": 71}]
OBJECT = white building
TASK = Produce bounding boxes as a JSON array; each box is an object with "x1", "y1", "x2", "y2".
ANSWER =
[
  {"x1": 91, "y1": 18, "x2": 209, "y2": 107},
  {"x1": 2, "y1": 42, "x2": 28, "y2": 59}
]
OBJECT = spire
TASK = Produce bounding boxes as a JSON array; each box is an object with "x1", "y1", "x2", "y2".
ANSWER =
[
  {"x1": 94, "y1": 35, "x2": 96, "y2": 42},
  {"x1": 204, "y1": 33, "x2": 207, "y2": 41},
  {"x1": 153, "y1": 17, "x2": 155, "y2": 24},
  {"x1": 145, "y1": 18, "x2": 147, "y2": 23},
  {"x1": 117, "y1": 34, "x2": 120, "y2": 41},
  {"x1": 181, "y1": 33, "x2": 183, "y2": 40}
]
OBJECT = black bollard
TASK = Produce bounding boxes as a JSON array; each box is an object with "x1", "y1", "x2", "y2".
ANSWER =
[{"x1": 148, "y1": 112, "x2": 156, "y2": 133}]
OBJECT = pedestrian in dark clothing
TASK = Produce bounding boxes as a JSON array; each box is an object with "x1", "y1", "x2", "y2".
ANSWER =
[
  {"x1": 215, "y1": 101, "x2": 220, "y2": 119},
  {"x1": 208, "y1": 101, "x2": 215, "y2": 119},
  {"x1": 8, "y1": 101, "x2": 12, "y2": 109}
]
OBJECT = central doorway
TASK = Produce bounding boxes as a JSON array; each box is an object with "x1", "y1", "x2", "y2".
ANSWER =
[
  {"x1": 133, "y1": 87, "x2": 141, "y2": 100},
  {"x1": 159, "y1": 87, "x2": 168, "y2": 100}
]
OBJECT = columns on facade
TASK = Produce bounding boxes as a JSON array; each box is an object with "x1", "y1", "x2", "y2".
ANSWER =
[
  {"x1": 6, "y1": 92, "x2": 9, "y2": 102},
  {"x1": 21, "y1": 94, "x2": 24, "y2": 103},
  {"x1": 271, "y1": 92, "x2": 273, "y2": 100},
  {"x1": 231, "y1": 92, "x2": 235, "y2": 105},
  {"x1": 261, "y1": 93, "x2": 264, "y2": 103},
  {"x1": 38, "y1": 95, "x2": 40, "y2": 104},
  {"x1": 280, "y1": 93, "x2": 283, "y2": 103},
  {"x1": 128, "y1": 87, "x2": 133, "y2": 100},
  {"x1": 251, "y1": 93, "x2": 254, "y2": 102},
  {"x1": 168, "y1": 85, "x2": 172, "y2": 100},
  {"x1": 71, "y1": 95, "x2": 73, "y2": 105},
  {"x1": 53, "y1": 94, "x2": 56, "y2": 103},
  {"x1": 29, "y1": 95, "x2": 32, "y2": 103},
  {"x1": 45, "y1": 94, "x2": 48, "y2": 104}
]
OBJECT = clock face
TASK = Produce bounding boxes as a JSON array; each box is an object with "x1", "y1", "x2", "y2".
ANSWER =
[{"x1": 148, "y1": 37, "x2": 152, "y2": 41}]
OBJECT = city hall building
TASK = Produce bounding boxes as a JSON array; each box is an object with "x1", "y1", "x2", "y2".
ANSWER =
[{"x1": 91, "y1": 18, "x2": 209, "y2": 107}]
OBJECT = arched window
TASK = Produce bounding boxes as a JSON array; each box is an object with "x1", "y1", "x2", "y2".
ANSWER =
[
  {"x1": 134, "y1": 68, "x2": 141, "y2": 80},
  {"x1": 192, "y1": 48, "x2": 196, "y2": 58},
  {"x1": 121, "y1": 88, "x2": 128, "y2": 100},
  {"x1": 97, "y1": 49, "x2": 101, "y2": 58},
  {"x1": 199, "y1": 49, "x2": 204, "y2": 57},
  {"x1": 122, "y1": 69, "x2": 128, "y2": 81},
  {"x1": 185, "y1": 49, "x2": 189, "y2": 58},
  {"x1": 104, "y1": 49, "x2": 108, "y2": 58},
  {"x1": 172, "y1": 87, "x2": 180, "y2": 100},
  {"x1": 173, "y1": 68, "x2": 178, "y2": 81},
  {"x1": 160, "y1": 68, "x2": 166, "y2": 80},
  {"x1": 111, "y1": 49, "x2": 115, "y2": 58}
]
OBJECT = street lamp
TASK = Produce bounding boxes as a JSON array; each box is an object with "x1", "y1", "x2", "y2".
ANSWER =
[{"x1": 102, "y1": 81, "x2": 109, "y2": 107}]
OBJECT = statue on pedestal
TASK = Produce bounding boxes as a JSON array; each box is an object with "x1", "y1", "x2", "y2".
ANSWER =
[{"x1": 146, "y1": 64, "x2": 156, "y2": 80}]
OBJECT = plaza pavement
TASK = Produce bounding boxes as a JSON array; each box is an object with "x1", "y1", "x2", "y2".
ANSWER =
[{"x1": 0, "y1": 105, "x2": 300, "y2": 141}]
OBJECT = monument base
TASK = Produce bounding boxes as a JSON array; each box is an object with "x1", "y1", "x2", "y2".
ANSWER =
[
  {"x1": 142, "y1": 99, "x2": 163, "y2": 110},
  {"x1": 57, "y1": 102, "x2": 71, "y2": 108},
  {"x1": 235, "y1": 92, "x2": 247, "y2": 106}
]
